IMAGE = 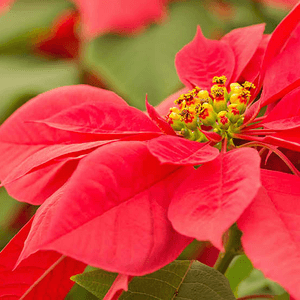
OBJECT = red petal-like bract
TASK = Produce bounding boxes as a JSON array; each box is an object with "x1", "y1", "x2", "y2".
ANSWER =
[
  {"x1": 262, "y1": 86, "x2": 300, "y2": 130},
  {"x1": 259, "y1": 87, "x2": 300, "y2": 152},
  {"x1": 0, "y1": 219, "x2": 86, "y2": 299},
  {"x1": 0, "y1": 85, "x2": 127, "y2": 179},
  {"x1": 260, "y1": 2, "x2": 300, "y2": 77},
  {"x1": 72, "y1": 0, "x2": 167, "y2": 39},
  {"x1": 104, "y1": 274, "x2": 132, "y2": 300},
  {"x1": 238, "y1": 169, "x2": 300, "y2": 299},
  {"x1": 175, "y1": 26, "x2": 235, "y2": 89},
  {"x1": 4, "y1": 157, "x2": 81, "y2": 205},
  {"x1": 238, "y1": 34, "x2": 270, "y2": 84},
  {"x1": 260, "y1": 3, "x2": 300, "y2": 106},
  {"x1": 168, "y1": 148, "x2": 261, "y2": 250},
  {"x1": 145, "y1": 97, "x2": 176, "y2": 135},
  {"x1": 0, "y1": 0, "x2": 13, "y2": 12},
  {"x1": 17, "y1": 142, "x2": 193, "y2": 276},
  {"x1": 221, "y1": 24, "x2": 265, "y2": 82},
  {"x1": 34, "y1": 9, "x2": 80, "y2": 59},
  {"x1": 0, "y1": 85, "x2": 161, "y2": 204},
  {"x1": 147, "y1": 135, "x2": 219, "y2": 165},
  {"x1": 35, "y1": 101, "x2": 160, "y2": 135}
]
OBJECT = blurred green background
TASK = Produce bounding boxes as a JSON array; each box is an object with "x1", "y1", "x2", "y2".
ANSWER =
[{"x1": 0, "y1": 0, "x2": 294, "y2": 298}]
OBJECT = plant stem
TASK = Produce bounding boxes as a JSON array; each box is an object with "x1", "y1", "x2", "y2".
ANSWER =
[
  {"x1": 214, "y1": 251, "x2": 236, "y2": 274},
  {"x1": 237, "y1": 295, "x2": 275, "y2": 300},
  {"x1": 214, "y1": 223, "x2": 242, "y2": 274},
  {"x1": 213, "y1": 248, "x2": 236, "y2": 275}
]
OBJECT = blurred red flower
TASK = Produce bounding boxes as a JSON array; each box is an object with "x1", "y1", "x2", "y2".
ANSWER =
[{"x1": 1, "y1": 0, "x2": 170, "y2": 39}]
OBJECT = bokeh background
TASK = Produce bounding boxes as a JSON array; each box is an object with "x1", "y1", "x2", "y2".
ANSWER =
[{"x1": 0, "y1": 0, "x2": 296, "y2": 299}]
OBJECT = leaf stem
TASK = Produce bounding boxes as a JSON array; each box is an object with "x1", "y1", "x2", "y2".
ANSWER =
[
  {"x1": 213, "y1": 248, "x2": 236, "y2": 275},
  {"x1": 214, "y1": 223, "x2": 242, "y2": 274},
  {"x1": 237, "y1": 295, "x2": 275, "y2": 300}
]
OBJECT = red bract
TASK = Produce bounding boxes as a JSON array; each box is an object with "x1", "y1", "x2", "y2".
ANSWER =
[
  {"x1": 0, "y1": 84, "x2": 222, "y2": 298},
  {"x1": 34, "y1": 9, "x2": 80, "y2": 59},
  {"x1": 2, "y1": 0, "x2": 170, "y2": 39},
  {"x1": 0, "y1": 219, "x2": 86, "y2": 299},
  {"x1": 72, "y1": 0, "x2": 168, "y2": 38},
  {"x1": 0, "y1": 86, "x2": 261, "y2": 298},
  {"x1": 0, "y1": 5, "x2": 300, "y2": 300},
  {"x1": 175, "y1": 23, "x2": 267, "y2": 92},
  {"x1": 0, "y1": 0, "x2": 13, "y2": 13},
  {"x1": 157, "y1": 3, "x2": 300, "y2": 298}
]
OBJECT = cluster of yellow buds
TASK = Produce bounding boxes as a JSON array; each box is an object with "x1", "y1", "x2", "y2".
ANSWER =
[{"x1": 165, "y1": 76, "x2": 255, "y2": 143}]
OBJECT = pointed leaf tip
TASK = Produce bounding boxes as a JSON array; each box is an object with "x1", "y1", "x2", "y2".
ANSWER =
[
  {"x1": 175, "y1": 25, "x2": 235, "y2": 90},
  {"x1": 145, "y1": 96, "x2": 176, "y2": 135}
]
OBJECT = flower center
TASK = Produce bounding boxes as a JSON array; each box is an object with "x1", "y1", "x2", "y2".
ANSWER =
[{"x1": 166, "y1": 76, "x2": 255, "y2": 144}]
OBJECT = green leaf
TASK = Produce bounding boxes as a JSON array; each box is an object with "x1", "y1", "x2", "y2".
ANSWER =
[
  {"x1": 0, "y1": 188, "x2": 23, "y2": 249},
  {"x1": 174, "y1": 261, "x2": 236, "y2": 300},
  {"x1": 0, "y1": 54, "x2": 80, "y2": 123},
  {"x1": 237, "y1": 268, "x2": 287, "y2": 298},
  {"x1": 226, "y1": 255, "x2": 253, "y2": 296},
  {"x1": 274, "y1": 292, "x2": 290, "y2": 300},
  {"x1": 71, "y1": 268, "x2": 118, "y2": 299},
  {"x1": 72, "y1": 261, "x2": 236, "y2": 300},
  {"x1": 83, "y1": 0, "x2": 221, "y2": 110},
  {"x1": 119, "y1": 260, "x2": 192, "y2": 299}
]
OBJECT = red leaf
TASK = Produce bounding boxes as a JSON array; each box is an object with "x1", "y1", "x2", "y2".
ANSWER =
[
  {"x1": 0, "y1": 86, "x2": 127, "y2": 180},
  {"x1": 260, "y1": 2, "x2": 300, "y2": 78},
  {"x1": 263, "y1": 128, "x2": 300, "y2": 152},
  {"x1": 36, "y1": 100, "x2": 160, "y2": 135},
  {"x1": 196, "y1": 244, "x2": 219, "y2": 267},
  {"x1": 238, "y1": 169, "x2": 300, "y2": 299},
  {"x1": 147, "y1": 135, "x2": 219, "y2": 165},
  {"x1": 260, "y1": 3, "x2": 300, "y2": 105},
  {"x1": 0, "y1": 0, "x2": 13, "y2": 12},
  {"x1": 200, "y1": 129, "x2": 223, "y2": 143},
  {"x1": 2, "y1": 141, "x2": 111, "y2": 186},
  {"x1": 4, "y1": 156, "x2": 81, "y2": 205},
  {"x1": 34, "y1": 9, "x2": 80, "y2": 59},
  {"x1": 0, "y1": 219, "x2": 86, "y2": 299},
  {"x1": 72, "y1": 0, "x2": 167, "y2": 39},
  {"x1": 262, "y1": 86, "x2": 300, "y2": 126},
  {"x1": 238, "y1": 34, "x2": 271, "y2": 84},
  {"x1": 168, "y1": 148, "x2": 261, "y2": 250},
  {"x1": 104, "y1": 274, "x2": 132, "y2": 300},
  {"x1": 145, "y1": 97, "x2": 176, "y2": 135},
  {"x1": 175, "y1": 26, "x2": 235, "y2": 89},
  {"x1": 17, "y1": 141, "x2": 193, "y2": 276},
  {"x1": 0, "y1": 86, "x2": 163, "y2": 204},
  {"x1": 221, "y1": 24, "x2": 265, "y2": 82},
  {"x1": 262, "y1": 116, "x2": 300, "y2": 130}
]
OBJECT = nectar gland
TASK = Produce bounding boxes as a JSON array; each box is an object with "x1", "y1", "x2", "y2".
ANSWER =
[{"x1": 165, "y1": 76, "x2": 256, "y2": 146}]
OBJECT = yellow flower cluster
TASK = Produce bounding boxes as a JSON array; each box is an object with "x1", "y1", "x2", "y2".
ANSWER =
[{"x1": 166, "y1": 76, "x2": 255, "y2": 142}]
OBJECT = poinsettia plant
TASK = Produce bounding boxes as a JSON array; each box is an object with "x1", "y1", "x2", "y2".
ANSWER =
[{"x1": 0, "y1": 2, "x2": 300, "y2": 300}]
